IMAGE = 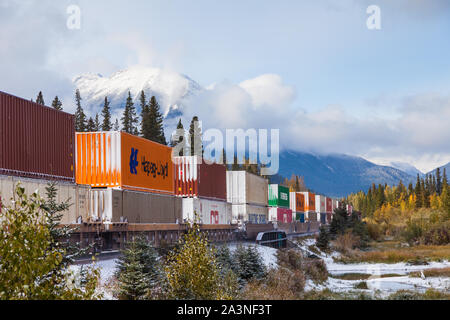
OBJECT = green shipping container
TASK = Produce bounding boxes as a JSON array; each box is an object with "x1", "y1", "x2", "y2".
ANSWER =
[{"x1": 268, "y1": 184, "x2": 290, "y2": 208}]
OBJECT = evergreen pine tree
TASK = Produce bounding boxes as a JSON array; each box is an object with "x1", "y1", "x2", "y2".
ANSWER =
[
  {"x1": 443, "y1": 169, "x2": 448, "y2": 189},
  {"x1": 436, "y1": 168, "x2": 442, "y2": 195},
  {"x1": 94, "y1": 114, "x2": 100, "y2": 131},
  {"x1": 121, "y1": 92, "x2": 138, "y2": 135},
  {"x1": 74, "y1": 89, "x2": 87, "y2": 132},
  {"x1": 329, "y1": 206, "x2": 349, "y2": 238},
  {"x1": 41, "y1": 183, "x2": 90, "y2": 268},
  {"x1": 51, "y1": 96, "x2": 63, "y2": 111},
  {"x1": 170, "y1": 119, "x2": 185, "y2": 156},
  {"x1": 86, "y1": 117, "x2": 95, "y2": 132},
  {"x1": 139, "y1": 91, "x2": 150, "y2": 138},
  {"x1": 115, "y1": 239, "x2": 151, "y2": 300},
  {"x1": 189, "y1": 116, "x2": 202, "y2": 156},
  {"x1": 101, "y1": 97, "x2": 112, "y2": 131},
  {"x1": 415, "y1": 175, "x2": 422, "y2": 209},
  {"x1": 145, "y1": 96, "x2": 166, "y2": 144},
  {"x1": 113, "y1": 119, "x2": 120, "y2": 131},
  {"x1": 36, "y1": 91, "x2": 45, "y2": 105},
  {"x1": 316, "y1": 225, "x2": 330, "y2": 250}
]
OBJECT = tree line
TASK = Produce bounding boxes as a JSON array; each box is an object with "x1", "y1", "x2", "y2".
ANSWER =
[
  {"x1": 347, "y1": 168, "x2": 450, "y2": 217},
  {"x1": 33, "y1": 90, "x2": 204, "y2": 148}
]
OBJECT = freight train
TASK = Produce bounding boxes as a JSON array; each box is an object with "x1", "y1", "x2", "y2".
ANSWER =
[{"x1": 0, "y1": 91, "x2": 344, "y2": 249}]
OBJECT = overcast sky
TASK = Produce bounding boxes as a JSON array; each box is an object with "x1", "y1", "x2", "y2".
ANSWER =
[{"x1": 1, "y1": 0, "x2": 450, "y2": 172}]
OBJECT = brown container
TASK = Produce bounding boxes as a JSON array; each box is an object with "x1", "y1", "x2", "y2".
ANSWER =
[
  {"x1": 0, "y1": 91, "x2": 75, "y2": 182},
  {"x1": 174, "y1": 156, "x2": 226, "y2": 201},
  {"x1": 122, "y1": 190, "x2": 182, "y2": 224}
]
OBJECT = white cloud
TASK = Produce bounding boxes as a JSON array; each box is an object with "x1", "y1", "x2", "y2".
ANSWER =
[{"x1": 181, "y1": 74, "x2": 450, "y2": 172}]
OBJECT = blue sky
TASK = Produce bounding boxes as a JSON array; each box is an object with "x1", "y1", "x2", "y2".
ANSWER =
[{"x1": 1, "y1": 0, "x2": 450, "y2": 172}]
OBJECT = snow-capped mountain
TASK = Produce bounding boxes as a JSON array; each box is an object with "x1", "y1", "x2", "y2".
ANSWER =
[
  {"x1": 389, "y1": 161, "x2": 424, "y2": 177},
  {"x1": 73, "y1": 66, "x2": 202, "y2": 119}
]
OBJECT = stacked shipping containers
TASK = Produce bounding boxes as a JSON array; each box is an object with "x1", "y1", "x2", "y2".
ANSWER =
[
  {"x1": 174, "y1": 156, "x2": 231, "y2": 225},
  {"x1": 76, "y1": 131, "x2": 181, "y2": 224},
  {"x1": 300, "y1": 192, "x2": 316, "y2": 222},
  {"x1": 315, "y1": 194, "x2": 326, "y2": 224},
  {"x1": 290, "y1": 192, "x2": 306, "y2": 223},
  {"x1": 268, "y1": 184, "x2": 292, "y2": 223},
  {"x1": 226, "y1": 171, "x2": 268, "y2": 224},
  {"x1": 326, "y1": 197, "x2": 333, "y2": 223}
]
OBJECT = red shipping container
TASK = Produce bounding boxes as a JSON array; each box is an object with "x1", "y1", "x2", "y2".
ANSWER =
[
  {"x1": 326, "y1": 212, "x2": 332, "y2": 223},
  {"x1": 269, "y1": 207, "x2": 292, "y2": 223},
  {"x1": 326, "y1": 197, "x2": 333, "y2": 213},
  {"x1": 174, "y1": 156, "x2": 226, "y2": 201},
  {"x1": 0, "y1": 91, "x2": 75, "y2": 182}
]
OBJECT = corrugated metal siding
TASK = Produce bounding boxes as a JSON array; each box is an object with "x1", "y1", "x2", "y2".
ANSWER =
[
  {"x1": 182, "y1": 197, "x2": 231, "y2": 225},
  {"x1": 76, "y1": 132, "x2": 174, "y2": 194},
  {"x1": 268, "y1": 184, "x2": 290, "y2": 208},
  {"x1": 174, "y1": 156, "x2": 226, "y2": 201},
  {"x1": 226, "y1": 171, "x2": 268, "y2": 206},
  {"x1": 0, "y1": 174, "x2": 89, "y2": 224},
  {"x1": 0, "y1": 91, "x2": 75, "y2": 181},
  {"x1": 268, "y1": 207, "x2": 292, "y2": 223},
  {"x1": 326, "y1": 197, "x2": 333, "y2": 213}
]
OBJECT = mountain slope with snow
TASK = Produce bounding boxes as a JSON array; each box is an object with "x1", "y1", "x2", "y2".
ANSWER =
[
  {"x1": 279, "y1": 151, "x2": 416, "y2": 197},
  {"x1": 389, "y1": 162, "x2": 423, "y2": 177},
  {"x1": 73, "y1": 66, "x2": 202, "y2": 118}
]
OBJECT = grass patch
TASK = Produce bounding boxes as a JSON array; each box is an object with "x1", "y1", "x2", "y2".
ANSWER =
[
  {"x1": 409, "y1": 267, "x2": 450, "y2": 278},
  {"x1": 307, "y1": 245, "x2": 322, "y2": 256},
  {"x1": 302, "y1": 289, "x2": 374, "y2": 300},
  {"x1": 335, "y1": 243, "x2": 450, "y2": 264}
]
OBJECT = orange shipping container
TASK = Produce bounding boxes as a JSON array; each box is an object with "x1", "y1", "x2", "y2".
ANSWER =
[{"x1": 76, "y1": 132, "x2": 174, "y2": 194}]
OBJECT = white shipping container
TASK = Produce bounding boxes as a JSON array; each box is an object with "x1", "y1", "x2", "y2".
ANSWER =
[
  {"x1": 231, "y1": 204, "x2": 268, "y2": 224},
  {"x1": 226, "y1": 171, "x2": 268, "y2": 206},
  {"x1": 182, "y1": 198, "x2": 232, "y2": 225},
  {"x1": 315, "y1": 195, "x2": 326, "y2": 214}
]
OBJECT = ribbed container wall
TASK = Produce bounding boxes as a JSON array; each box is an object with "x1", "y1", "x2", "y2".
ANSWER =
[
  {"x1": 122, "y1": 190, "x2": 182, "y2": 223},
  {"x1": 326, "y1": 197, "x2": 333, "y2": 213},
  {"x1": 174, "y1": 156, "x2": 226, "y2": 200},
  {"x1": 300, "y1": 192, "x2": 316, "y2": 212},
  {"x1": 290, "y1": 192, "x2": 305, "y2": 212},
  {"x1": 315, "y1": 195, "x2": 326, "y2": 213},
  {"x1": 76, "y1": 132, "x2": 174, "y2": 194},
  {"x1": 0, "y1": 174, "x2": 90, "y2": 224},
  {"x1": 226, "y1": 171, "x2": 268, "y2": 206},
  {"x1": 0, "y1": 91, "x2": 75, "y2": 181},
  {"x1": 268, "y1": 184, "x2": 290, "y2": 208},
  {"x1": 182, "y1": 198, "x2": 231, "y2": 225},
  {"x1": 268, "y1": 207, "x2": 293, "y2": 223}
]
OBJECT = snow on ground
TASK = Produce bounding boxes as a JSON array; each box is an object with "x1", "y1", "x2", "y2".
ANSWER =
[
  {"x1": 71, "y1": 238, "x2": 449, "y2": 299},
  {"x1": 70, "y1": 259, "x2": 118, "y2": 300},
  {"x1": 295, "y1": 237, "x2": 450, "y2": 297},
  {"x1": 227, "y1": 242, "x2": 278, "y2": 269}
]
